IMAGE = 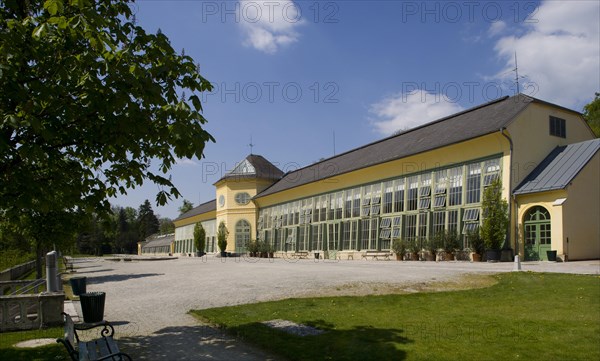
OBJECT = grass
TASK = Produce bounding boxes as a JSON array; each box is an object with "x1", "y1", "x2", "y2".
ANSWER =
[
  {"x1": 192, "y1": 272, "x2": 600, "y2": 361},
  {"x1": 0, "y1": 327, "x2": 68, "y2": 361},
  {"x1": 0, "y1": 250, "x2": 34, "y2": 272}
]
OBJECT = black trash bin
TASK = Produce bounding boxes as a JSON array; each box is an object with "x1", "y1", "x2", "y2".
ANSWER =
[
  {"x1": 69, "y1": 277, "x2": 87, "y2": 296},
  {"x1": 80, "y1": 292, "x2": 106, "y2": 323},
  {"x1": 546, "y1": 250, "x2": 558, "y2": 262}
]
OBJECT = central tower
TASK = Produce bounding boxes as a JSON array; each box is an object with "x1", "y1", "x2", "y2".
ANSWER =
[{"x1": 214, "y1": 155, "x2": 283, "y2": 253}]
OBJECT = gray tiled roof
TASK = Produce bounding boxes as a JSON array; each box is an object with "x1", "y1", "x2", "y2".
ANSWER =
[
  {"x1": 216, "y1": 154, "x2": 284, "y2": 183},
  {"x1": 174, "y1": 199, "x2": 216, "y2": 222},
  {"x1": 257, "y1": 94, "x2": 539, "y2": 199},
  {"x1": 513, "y1": 139, "x2": 600, "y2": 195},
  {"x1": 143, "y1": 233, "x2": 174, "y2": 248}
]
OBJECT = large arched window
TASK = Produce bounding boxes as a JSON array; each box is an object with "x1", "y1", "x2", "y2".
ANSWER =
[{"x1": 235, "y1": 219, "x2": 251, "y2": 253}]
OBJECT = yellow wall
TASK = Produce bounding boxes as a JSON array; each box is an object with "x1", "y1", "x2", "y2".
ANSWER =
[
  {"x1": 255, "y1": 133, "x2": 511, "y2": 208},
  {"x1": 516, "y1": 190, "x2": 567, "y2": 258},
  {"x1": 515, "y1": 151, "x2": 599, "y2": 261},
  {"x1": 216, "y1": 178, "x2": 275, "y2": 252},
  {"x1": 507, "y1": 103, "x2": 593, "y2": 188},
  {"x1": 562, "y1": 151, "x2": 600, "y2": 260}
]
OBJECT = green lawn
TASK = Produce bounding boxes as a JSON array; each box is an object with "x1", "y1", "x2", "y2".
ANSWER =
[
  {"x1": 192, "y1": 272, "x2": 600, "y2": 361},
  {"x1": 0, "y1": 327, "x2": 68, "y2": 361}
]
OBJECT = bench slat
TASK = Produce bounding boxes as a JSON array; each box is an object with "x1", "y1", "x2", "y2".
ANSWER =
[
  {"x1": 79, "y1": 342, "x2": 90, "y2": 361},
  {"x1": 105, "y1": 337, "x2": 121, "y2": 356},
  {"x1": 97, "y1": 339, "x2": 109, "y2": 357}
]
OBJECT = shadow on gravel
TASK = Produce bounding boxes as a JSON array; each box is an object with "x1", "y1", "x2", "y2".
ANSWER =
[
  {"x1": 118, "y1": 325, "x2": 275, "y2": 361},
  {"x1": 73, "y1": 268, "x2": 114, "y2": 274},
  {"x1": 87, "y1": 273, "x2": 164, "y2": 285}
]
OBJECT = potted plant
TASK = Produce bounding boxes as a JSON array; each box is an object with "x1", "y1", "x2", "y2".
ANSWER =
[
  {"x1": 247, "y1": 239, "x2": 259, "y2": 257},
  {"x1": 267, "y1": 242, "x2": 275, "y2": 258},
  {"x1": 425, "y1": 236, "x2": 440, "y2": 261},
  {"x1": 391, "y1": 238, "x2": 407, "y2": 261},
  {"x1": 442, "y1": 230, "x2": 460, "y2": 261},
  {"x1": 411, "y1": 237, "x2": 423, "y2": 260},
  {"x1": 481, "y1": 178, "x2": 509, "y2": 262},
  {"x1": 466, "y1": 230, "x2": 484, "y2": 262},
  {"x1": 193, "y1": 222, "x2": 206, "y2": 257},
  {"x1": 217, "y1": 221, "x2": 229, "y2": 257},
  {"x1": 257, "y1": 240, "x2": 268, "y2": 258}
]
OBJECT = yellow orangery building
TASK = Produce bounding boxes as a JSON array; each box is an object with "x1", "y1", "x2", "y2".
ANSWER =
[{"x1": 173, "y1": 94, "x2": 599, "y2": 262}]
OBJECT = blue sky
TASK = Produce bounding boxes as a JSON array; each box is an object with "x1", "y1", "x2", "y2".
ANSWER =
[{"x1": 114, "y1": 0, "x2": 600, "y2": 219}]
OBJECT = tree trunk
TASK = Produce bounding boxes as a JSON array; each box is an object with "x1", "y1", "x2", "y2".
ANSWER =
[{"x1": 35, "y1": 239, "x2": 43, "y2": 279}]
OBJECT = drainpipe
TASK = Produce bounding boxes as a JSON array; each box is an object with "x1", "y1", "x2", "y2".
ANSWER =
[{"x1": 500, "y1": 128, "x2": 516, "y2": 258}]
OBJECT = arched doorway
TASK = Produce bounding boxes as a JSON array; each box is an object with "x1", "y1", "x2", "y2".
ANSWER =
[
  {"x1": 523, "y1": 206, "x2": 551, "y2": 261},
  {"x1": 235, "y1": 219, "x2": 251, "y2": 254}
]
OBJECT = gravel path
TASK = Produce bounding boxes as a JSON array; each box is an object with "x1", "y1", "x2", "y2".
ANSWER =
[{"x1": 69, "y1": 256, "x2": 599, "y2": 360}]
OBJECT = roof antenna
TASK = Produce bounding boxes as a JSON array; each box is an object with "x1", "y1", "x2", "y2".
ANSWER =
[
  {"x1": 333, "y1": 130, "x2": 336, "y2": 156},
  {"x1": 513, "y1": 52, "x2": 527, "y2": 96},
  {"x1": 248, "y1": 136, "x2": 254, "y2": 155}
]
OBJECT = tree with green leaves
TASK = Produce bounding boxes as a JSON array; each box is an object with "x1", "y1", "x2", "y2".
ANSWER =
[
  {"x1": 137, "y1": 200, "x2": 159, "y2": 242},
  {"x1": 481, "y1": 178, "x2": 509, "y2": 252},
  {"x1": 583, "y1": 92, "x2": 600, "y2": 137},
  {"x1": 217, "y1": 221, "x2": 229, "y2": 254},
  {"x1": 0, "y1": 0, "x2": 213, "y2": 258},
  {"x1": 178, "y1": 200, "x2": 195, "y2": 215},
  {"x1": 193, "y1": 222, "x2": 206, "y2": 256},
  {"x1": 159, "y1": 217, "x2": 174, "y2": 235}
]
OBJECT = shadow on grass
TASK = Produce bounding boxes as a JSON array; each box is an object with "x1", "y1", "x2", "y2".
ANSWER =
[
  {"x1": 0, "y1": 344, "x2": 68, "y2": 361},
  {"x1": 227, "y1": 319, "x2": 412, "y2": 361},
  {"x1": 118, "y1": 325, "x2": 273, "y2": 360},
  {"x1": 87, "y1": 273, "x2": 163, "y2": 285}
]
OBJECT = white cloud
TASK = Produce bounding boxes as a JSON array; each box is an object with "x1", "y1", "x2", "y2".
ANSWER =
[
  {"x1": 370, "y1": 90, "x2": 464, "y2": 136},
  {"x1": 491, "y1": 0, "x2": 599, "y2": 109},
  {"x1": 238, "y1": 0, "x2": 304, "y2": 54},
  {"x1": 175, "y1": 158, "x2": 199, "y2": 167},
  {"x1": 488, "y1": 20, "x2": 506, "y2": 37}
]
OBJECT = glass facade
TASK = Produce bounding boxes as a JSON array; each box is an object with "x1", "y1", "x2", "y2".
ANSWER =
[{"x1": 258, "y1": 156, "x2": 502, "y2": 252}]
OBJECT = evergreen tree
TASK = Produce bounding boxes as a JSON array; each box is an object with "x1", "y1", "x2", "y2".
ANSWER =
[
  {"x1": 481, "y1": 178, "x2": 509, "y2": 251},
  {"x1": 137, "y1": 200, "x2": 159, "y2": 241}
]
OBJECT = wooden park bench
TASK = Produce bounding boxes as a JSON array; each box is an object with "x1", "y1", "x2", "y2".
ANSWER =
[
  {"x1": 361, "y1": 251, "x2": 391, "y2": 261},
  {"x1": 63, "y1": 256, "x2": 74, "y2": 272},
  {"x1": 57, "y1": 313, "x2": 132, "y2": 361},
  {"x1": 291, "y1": 251, "x2": 309, "y2": 259}
]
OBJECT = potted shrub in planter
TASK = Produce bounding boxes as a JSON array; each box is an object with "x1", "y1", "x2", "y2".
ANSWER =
[
  {"x1": 481, "y1": 178, "x2": 509, "y2": 262},
  {"x1": 425, "y1": 237, "x2": 440, "y2": 261},
  {"x1": 267, "y1": 242, "x2": 275, "y2": 258},
  {"x1": 391, "y1": 238, "x2": 407, "y2": 261},
  {"x1": 193, "y1": 222, "x2": 206, "y2": 257},
  {"x1": 247, "y1": 239, "x2": 259, "y2": 257},
  {"x1": 442, "y1": 231, "x2": 460, "y2": 261},
  {"x1": 466, "y1": 230, "x2": 484, "y2": 262},
  {"x1": 257, "y1": 240, "x2": 268, "y2": 258},
  {"x1": 217, "y1": 221, "x2": 229, "y2": 257},
  {"x1": 411, "y1": 237, "x2": 423, "y2": 260}
]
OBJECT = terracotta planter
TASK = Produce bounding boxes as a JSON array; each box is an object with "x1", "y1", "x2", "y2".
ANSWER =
[
  {"x1": 471, "y1": 253, "x2": 482, "y2": 262},
  {"x1": 445, "y1": 253, "x2": 454, "y2": 261},
  {"x1": 410, "y1": 252, "x2": 419, "y2": 261},
  {"x1": 396, "y1": 254, "x2": 402, "y2": 261}
]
